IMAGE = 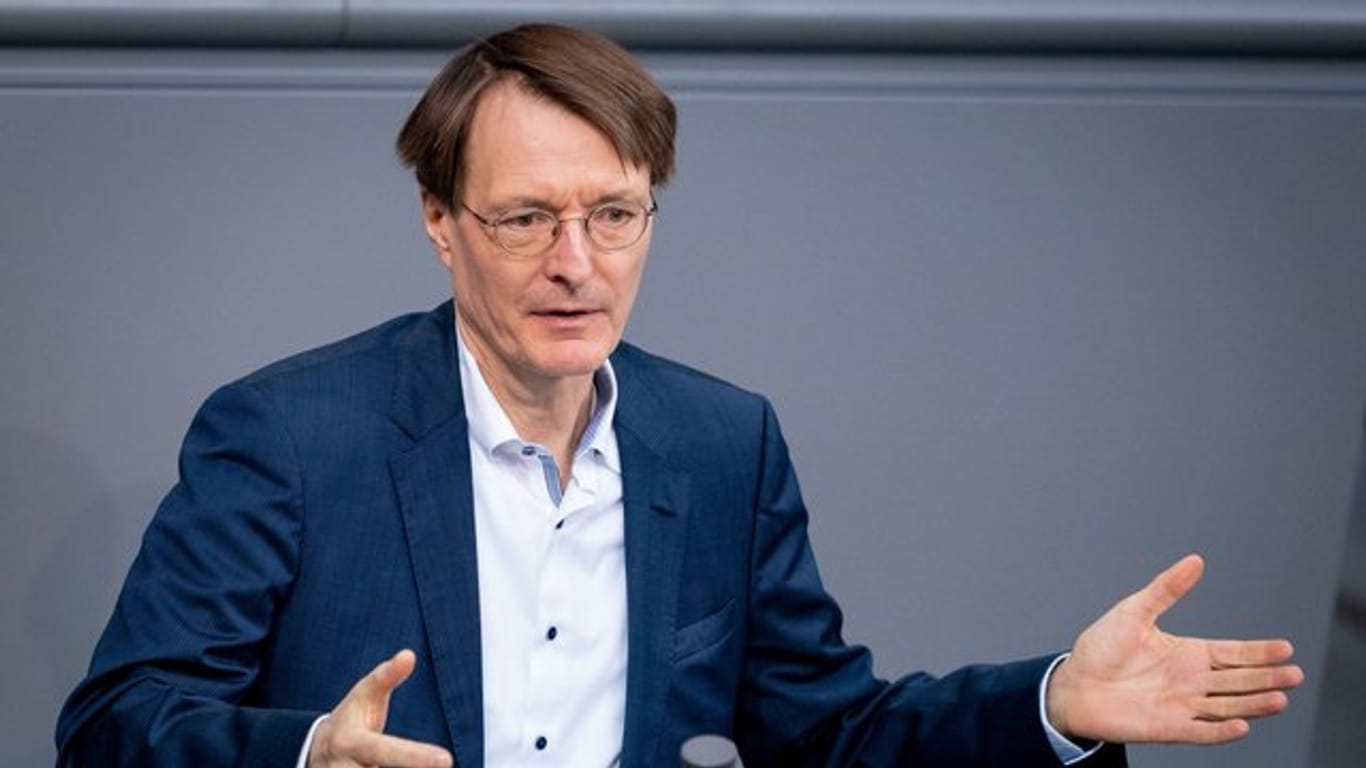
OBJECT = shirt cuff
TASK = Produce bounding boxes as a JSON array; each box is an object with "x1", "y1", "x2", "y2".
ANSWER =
[
  {"x1": 1039, "y1": 653, "x2": 1105, "y2": 765},
  {"x1": 295, "y1": 714, "x2": 329, "y2": 768}
]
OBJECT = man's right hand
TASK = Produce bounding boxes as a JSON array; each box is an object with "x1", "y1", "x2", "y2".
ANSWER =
[{"x1": 308, "y1": 649, "x2": 454, "y2": 768}]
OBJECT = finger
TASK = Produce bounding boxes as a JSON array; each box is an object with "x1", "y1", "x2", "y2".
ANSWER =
[
  {"x1": 349, "y1": 649, "x2": 417, "y2": 703},
  {"x1": 373, "y1": 649, "x2": 418, "y2": 692},
  {"x1": 1206, "y1": 665, "x2": 1305, "y2": 695},
  {"x1": 1133, "y1": 553, "x2": 1204, "y2": 621},
  {"x1": 340, "y1": 730, "x2": 453, "y2": 768},
  {"x1": 1193, "y1": 690, "x2": 1290, "y2": 721},
  {"x1": 1166, "y1": 717, "x2": 1251, "y2": 745},
  {"x1": 1208, "y1": 638, "x2": 1295, "y2": 668},
  {"x1": 335, "y1": 649, "x2": 418, "y2": 731}
]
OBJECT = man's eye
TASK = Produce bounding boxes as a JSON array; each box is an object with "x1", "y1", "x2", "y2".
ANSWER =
[
  {"x1": 500, "y1": 210, "x2": 553, "y2": 231},
  {"x1": 594, "y1": 205, "x2": 637, "y2": 227}
]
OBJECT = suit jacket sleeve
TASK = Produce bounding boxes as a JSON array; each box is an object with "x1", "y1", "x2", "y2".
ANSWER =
[
  {"x1": 55, "y1": 381, "x2": 322, "y2": 766},
  {"x1": 734, "y1": 399, "x2": 1126, "y2": 767}
]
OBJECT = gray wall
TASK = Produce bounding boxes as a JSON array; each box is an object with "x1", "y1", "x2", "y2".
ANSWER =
[{"x1": 2, "y1": 5, "x2": 1365, "y2": 767}]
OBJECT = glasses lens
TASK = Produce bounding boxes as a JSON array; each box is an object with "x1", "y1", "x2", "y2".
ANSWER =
[
  {"x1": 494, "y1": 209, "x2": 557, "y2": 255},
  {"x1": 587, "y1": 202, "x2": 651, "y2": 250}
]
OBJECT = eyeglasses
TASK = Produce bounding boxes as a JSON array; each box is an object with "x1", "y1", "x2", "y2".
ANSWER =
[{"x1": 460, "y1": 199, "x2": 658, "y2": 258}]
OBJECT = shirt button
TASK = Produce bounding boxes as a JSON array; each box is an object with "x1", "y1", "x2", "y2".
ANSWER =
[
  {"x1": 554, "y1": 519, "x2": 565, "y2": 530},
  {"x1": 521, "y1": 445, "x2": 536, "y2": 457},
  {"x1": 535, "y1": 736, "x2": 548, "y2": 750},
  {"x1": 546, "y1": 626, "x2": 558, "y2": 641}
]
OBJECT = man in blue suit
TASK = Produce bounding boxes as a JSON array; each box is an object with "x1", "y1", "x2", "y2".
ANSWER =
[{"x1": 57, "y1": 23, "x2": 1303, "y2": 767}]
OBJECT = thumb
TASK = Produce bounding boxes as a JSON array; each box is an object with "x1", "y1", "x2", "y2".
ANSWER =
[
  {"x1": 1133, "y1": 553, "x2": 1204, "y2": 621},
  {"x1": 344, "y1": 649, "x2": 418, "y2": 730},
  {"x1": 370, "y1": 649, "x2": 418, "y2": 694}
]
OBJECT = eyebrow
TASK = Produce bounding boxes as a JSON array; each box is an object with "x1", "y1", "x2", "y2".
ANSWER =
[{"x1": 488, "y1": 189, "x2": 651, "y2": 212}]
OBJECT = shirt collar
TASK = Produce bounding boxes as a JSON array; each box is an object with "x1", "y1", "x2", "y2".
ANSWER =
[{"x1": 455, "y1": 319, "x2": 620, "y2": 474}]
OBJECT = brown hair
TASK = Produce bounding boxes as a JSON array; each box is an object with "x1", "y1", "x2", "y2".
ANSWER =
[{"x1": 396, "y1": 23, "x2": 677, "y2": 206}]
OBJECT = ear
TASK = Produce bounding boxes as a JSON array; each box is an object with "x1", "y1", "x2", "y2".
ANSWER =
[{"x1": 420, "y1": 191, "x2": 457, "y2": 269}]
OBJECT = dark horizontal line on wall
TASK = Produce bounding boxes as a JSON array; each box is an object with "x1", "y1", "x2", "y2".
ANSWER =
[
  {"x1": 1, "y1": 4, "x2": 1366, "y2": 58},
  {"x1": 4, "y1": 50, "x2": 1366, "y2": 105}
]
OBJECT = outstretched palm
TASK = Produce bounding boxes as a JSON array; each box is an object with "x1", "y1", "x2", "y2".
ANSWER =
[{"x1": 1047, "y1": 555, "x2": 1302, "y2": 745}]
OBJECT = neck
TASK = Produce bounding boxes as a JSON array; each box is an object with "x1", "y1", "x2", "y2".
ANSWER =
[
  {"x1": 459, "y1": 321, "x2": 596, "y2": 478},
  {"x1": 493, "y1": 372, "x2": 595, "y2": 458}
]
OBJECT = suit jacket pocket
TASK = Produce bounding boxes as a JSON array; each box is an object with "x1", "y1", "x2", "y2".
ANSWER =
[{"x1": 673, "y1": 598, "x2": 735, "y2": 661}]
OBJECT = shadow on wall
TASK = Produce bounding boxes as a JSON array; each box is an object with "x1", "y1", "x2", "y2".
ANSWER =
[
  {"x1": 0, "y1": 427, "x2": 157, "y2": 765},
  {"x1": 1309, "y1": 412, "x2": 1366, "y2": 767}
]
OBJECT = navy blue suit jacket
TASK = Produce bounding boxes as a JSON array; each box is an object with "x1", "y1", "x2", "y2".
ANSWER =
[{"x1": 57, "y1": 302, "x2": 1124, "y2": 767}]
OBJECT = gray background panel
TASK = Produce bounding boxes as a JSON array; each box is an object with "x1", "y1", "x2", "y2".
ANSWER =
[
  {"x1": 1, "y1": 1, "x2": 1366, "y2": 51},
  {"x1": 2, "y1": 22, "x2": 1364, "y2": 768}
]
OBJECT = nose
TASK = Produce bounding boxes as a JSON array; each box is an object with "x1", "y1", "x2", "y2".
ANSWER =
[{"x1": 543, "y1": 217, "x2": 595, "y2": 287}]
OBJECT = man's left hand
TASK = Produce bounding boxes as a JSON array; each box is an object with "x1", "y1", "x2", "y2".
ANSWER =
[{"x1": 1045, "y1": 554, "x2": 1304, "y2": 745}]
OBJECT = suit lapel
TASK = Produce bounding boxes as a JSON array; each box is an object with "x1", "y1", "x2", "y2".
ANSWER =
[
  {"x1": 387, "y1": 304, "x2": 485, "y2": 767},
  {"x1": 614, "y1": 351, "x2": 692, "y2": 767}
]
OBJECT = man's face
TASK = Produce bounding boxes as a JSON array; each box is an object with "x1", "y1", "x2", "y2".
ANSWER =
[{"x1": 423, "y1": 82, "x2": 652, "y2": 391}]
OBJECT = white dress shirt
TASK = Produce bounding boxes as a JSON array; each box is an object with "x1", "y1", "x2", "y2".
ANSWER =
[{"x1": 459, "y1": 330, "x2": 628, "y2": 766}]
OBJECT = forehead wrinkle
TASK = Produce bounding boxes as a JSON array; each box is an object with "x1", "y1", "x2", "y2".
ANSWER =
[
  {"x1": 484, "y1": 187, "x2": 650, "y2": 214},
  {"x1": 475, "y1": 166, "x2": 650, "y2": 212}
]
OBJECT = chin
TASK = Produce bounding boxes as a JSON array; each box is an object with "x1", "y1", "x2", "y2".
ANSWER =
[{"x1": 528, "y1": 342, "x2": 613, "y2": 379}]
